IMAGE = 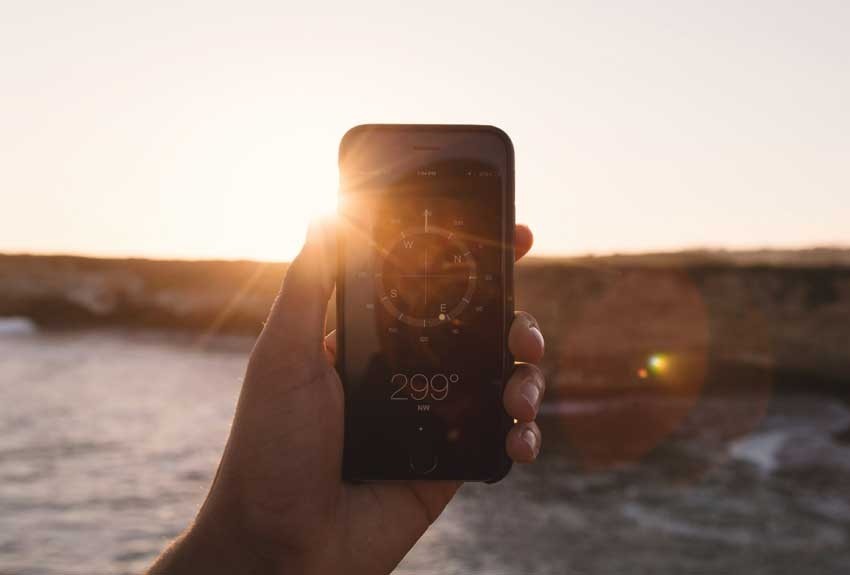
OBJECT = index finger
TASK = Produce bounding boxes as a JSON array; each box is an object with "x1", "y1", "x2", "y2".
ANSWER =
[{"x1": 515, "y1": 224, "x2": 533, "y2": 261}]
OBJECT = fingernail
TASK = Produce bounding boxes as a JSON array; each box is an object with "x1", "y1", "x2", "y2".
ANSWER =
[
  {"x1": 521, "y1": 380, "x2": 540, "y2": 410},
  {"x1": 530, "y1": 326, "x2": 545, "y2": 356},
  {"x1": 522, "y1": 429, "x2": 538, "y2": 454}
]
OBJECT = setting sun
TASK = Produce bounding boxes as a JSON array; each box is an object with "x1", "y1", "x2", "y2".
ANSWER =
[{"x1": 211, "y1": 149, "x2": 339, "y2": 262}]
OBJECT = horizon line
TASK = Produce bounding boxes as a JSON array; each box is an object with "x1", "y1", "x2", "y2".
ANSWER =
[{"x1": 3, "y1": 243, "x2": 850, "y2": 265}]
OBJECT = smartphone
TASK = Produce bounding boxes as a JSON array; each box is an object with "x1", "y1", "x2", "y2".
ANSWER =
[{"x1": 337, "y1": 124, "x2": 515, "y2": 482}]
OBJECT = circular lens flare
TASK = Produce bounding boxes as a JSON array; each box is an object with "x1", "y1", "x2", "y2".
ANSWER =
[{"x1": 648, "y1": 353, "x2": 668, "y2": 373}]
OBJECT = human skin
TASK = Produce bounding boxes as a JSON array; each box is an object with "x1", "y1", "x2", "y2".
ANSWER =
[{"x1": 148, "y1": 222, "x2": 546, "y2": 575}]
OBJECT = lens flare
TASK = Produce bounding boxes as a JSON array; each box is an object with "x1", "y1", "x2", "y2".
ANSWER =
[{"x1": 648, "y1": 353, "x2": 668, "y2": 373}]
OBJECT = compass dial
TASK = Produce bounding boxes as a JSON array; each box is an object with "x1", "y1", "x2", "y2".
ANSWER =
[{"x1": 376, "y1": 222, "x2": 477, "y2": 328}]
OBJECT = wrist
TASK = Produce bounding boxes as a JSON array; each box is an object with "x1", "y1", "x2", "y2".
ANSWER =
[{"x1": 148, "y1": 509, "x2": 282, "y2": 575}]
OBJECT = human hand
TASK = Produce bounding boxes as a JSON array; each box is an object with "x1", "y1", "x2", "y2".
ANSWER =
[{"x1": 148, "y1": 222, "x2": 546, "y2": 575}]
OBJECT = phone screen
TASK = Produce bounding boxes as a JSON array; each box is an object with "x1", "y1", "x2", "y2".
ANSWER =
[{"x1": 338, "y1": 126, "x2": 513, "y2": 480}]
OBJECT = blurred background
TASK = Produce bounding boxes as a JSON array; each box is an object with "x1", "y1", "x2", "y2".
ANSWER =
[{"x1": 1, "y1": 1, "x2": 849, "y2": 573}]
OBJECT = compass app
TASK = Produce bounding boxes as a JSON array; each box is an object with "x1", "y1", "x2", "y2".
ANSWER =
[{"x1": 339, "y1": 131, "x2": 513, "y2": 480}]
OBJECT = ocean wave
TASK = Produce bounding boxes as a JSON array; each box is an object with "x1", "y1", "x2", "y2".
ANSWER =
[{"x1": 0, "y1": 317, "x2": 37, "y2": 336}]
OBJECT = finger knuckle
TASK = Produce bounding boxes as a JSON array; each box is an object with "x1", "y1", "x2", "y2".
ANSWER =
[
  {"x1": 514, "y1": 310, "x2": 539, "y2": 328},
  {"x1": 516, "y1": 362, "x2": 544, "y2": 382}
]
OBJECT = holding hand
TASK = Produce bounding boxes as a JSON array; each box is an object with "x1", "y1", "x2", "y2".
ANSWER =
[{"x1": 149, "y1": 222, "x2": 546, "y2": 575}]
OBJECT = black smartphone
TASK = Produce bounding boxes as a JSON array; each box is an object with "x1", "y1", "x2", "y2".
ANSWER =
[{"x1": 337, "y1": 124, "x2": 515, "y2": 482}]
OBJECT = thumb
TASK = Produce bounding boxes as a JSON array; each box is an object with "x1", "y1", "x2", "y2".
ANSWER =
[{"x1": 258, "y1": 217, "x2": 337, "y2": 363}]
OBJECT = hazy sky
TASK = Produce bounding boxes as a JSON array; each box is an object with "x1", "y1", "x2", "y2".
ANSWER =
[{"x1": 2, "y1": 1, "x2": 848, "y2": 260}]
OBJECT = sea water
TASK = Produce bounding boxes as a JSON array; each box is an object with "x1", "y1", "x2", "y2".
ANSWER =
[{"x1": 1, "y1": 327, "x2": 848, "y2": 574}]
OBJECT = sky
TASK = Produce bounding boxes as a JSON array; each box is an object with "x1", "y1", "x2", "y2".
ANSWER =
[{"x1": 1, "y1": 0, "x2": 848, "y2": 261}]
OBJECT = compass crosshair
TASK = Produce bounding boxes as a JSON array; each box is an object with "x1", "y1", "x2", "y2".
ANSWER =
[{"x1": 376, "y1": 209, "x2": 477, "y2": 328}]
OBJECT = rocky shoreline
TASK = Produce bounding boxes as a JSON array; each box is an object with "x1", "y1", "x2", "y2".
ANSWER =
[{"x1": 2, "y1": 250, "x2": 849, "y2": 392}]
